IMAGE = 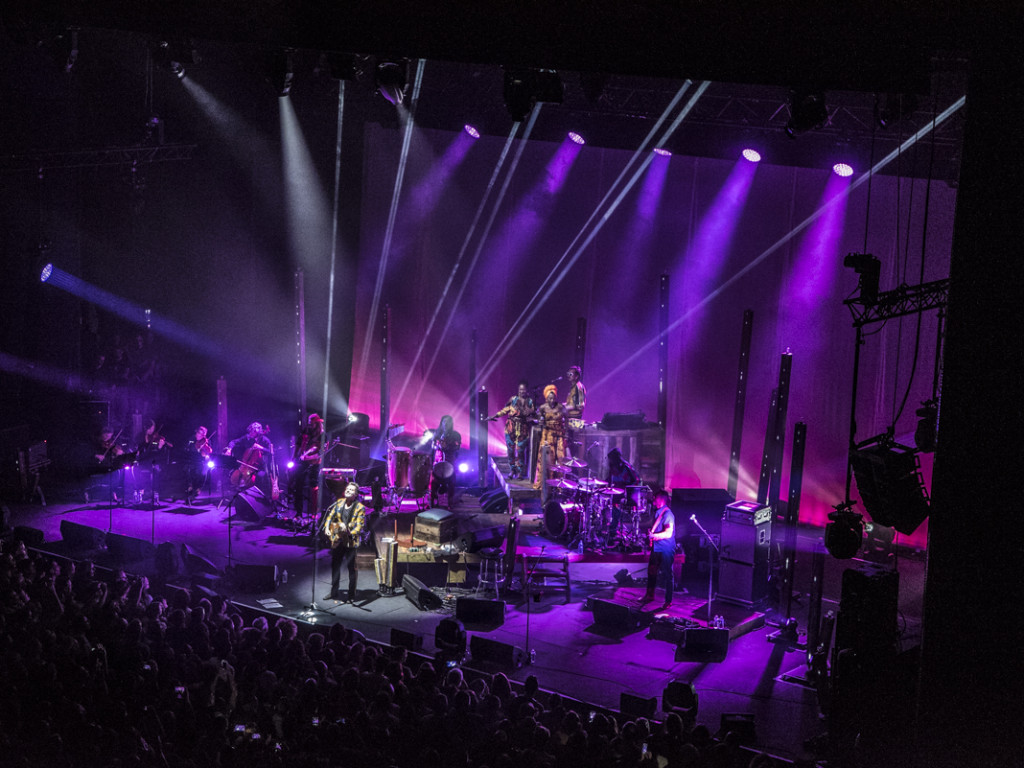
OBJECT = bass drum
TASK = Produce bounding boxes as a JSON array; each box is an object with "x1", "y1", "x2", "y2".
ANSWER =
[
  {"x1": 410, "y1": 452, "x2": 433, "y2": 496},
  {"x1": 544, "y1": 500, "x2": 582, "y2": 539},
  {"x1": 388, "y1": 448, "x2": 411, "y2": 488}
]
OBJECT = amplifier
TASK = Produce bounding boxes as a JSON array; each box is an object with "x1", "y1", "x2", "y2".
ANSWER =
[{"x1": 724, "y1": 500, "x2": 772, "y2": 525}]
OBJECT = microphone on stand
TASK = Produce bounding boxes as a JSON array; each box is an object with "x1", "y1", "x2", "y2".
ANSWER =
[{"x1": 552, "y1": 376, "x2": 564, "y2": 382}]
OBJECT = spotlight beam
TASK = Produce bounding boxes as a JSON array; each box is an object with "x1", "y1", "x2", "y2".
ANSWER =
[
  {"x1": 592, "y1": 95, "x2": 967, "y2": 391},
  {"x1": 474, "y1": 81, "x2": 710, "y2": 391},
  {"x1": 397, "y1": 109, "x2": 542, "y2": 413},
  {"x1": 358, "y1": 59, "x2": 426, "y2": 384},
  {"x1": 322, "y1": 80, "x2": 348, "y2": 420}
]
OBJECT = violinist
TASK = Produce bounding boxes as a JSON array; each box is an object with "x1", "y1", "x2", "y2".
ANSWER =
[
  {"x1": 184, "y1": 426, "x2": 212, "y2": 505},
  {"x1": 226, "y1": 422, "x2": 273, "y2": 495},
  {"x1": 292, "y1": 413, "x2": 324, "y2": 519},
  {"x1": 135, "y1": 418, "x2": 172, "y2": 503},
  {"x1": 94, "y1": 427, "x2": 125, "y2": 465},
  {"x1": 92, "y1": 427, "x2": 129, "y2": 504}
]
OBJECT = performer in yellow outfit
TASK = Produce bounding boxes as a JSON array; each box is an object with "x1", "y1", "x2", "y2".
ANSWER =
[
  {"x1": 533, "y1": 384, "x2": 568, "y2": 489},
  {"x1": 321, "y1": 481, "x2": 366, "y2": 602}
]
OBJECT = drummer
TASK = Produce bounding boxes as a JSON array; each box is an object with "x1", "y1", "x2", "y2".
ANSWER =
[
  {"x1": 532, "y1": 384, "x2": 569, "y2": 490},
  {"x1": 604, "y1": 448, "x2": 640, "y2": 546},
  {"x1": 431, "y1": 415, "x2": 461, "y2": 504}
]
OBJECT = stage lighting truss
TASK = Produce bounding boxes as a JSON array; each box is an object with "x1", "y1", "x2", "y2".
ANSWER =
[
  {"x1": 843, "y1": 272, "x2": 950, "y2": 327},
  {"x1": 503, "y1": 68, "x2": 564, "y2": 121},
  {"x1": 785, "y1": 89, "x2": 829, "y2": 137}
]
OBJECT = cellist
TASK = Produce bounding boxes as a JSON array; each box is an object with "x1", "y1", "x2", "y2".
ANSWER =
[{"x1": 226, "y1": 422, "x2": 273, "y2": 495}]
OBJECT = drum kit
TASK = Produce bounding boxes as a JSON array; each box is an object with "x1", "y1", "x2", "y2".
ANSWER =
[
  {"x1": 541, "y1": 457, "x2": 653, "y2": 551},
  {"x1": 382, "y1": 430, "x2": 452, "y2": 511}
]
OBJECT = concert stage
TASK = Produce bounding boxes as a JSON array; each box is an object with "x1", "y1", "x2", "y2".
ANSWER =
[{"x1": 3, "y1": 477, "x2": 927, "y2": 765}]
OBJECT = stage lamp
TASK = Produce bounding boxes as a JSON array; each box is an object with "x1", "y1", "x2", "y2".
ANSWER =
[
  {"x1": 824, "y1": 503, "x2": 863, "y2": 559},
  {"x1": 375, "y1": 61, "x2": 407, "y2": 105},
  {"x1": 464, "y1": 124, "x2": 481, "y2": 139},
  {"x1": 653, "y1": 147, "x2": 672, "y2": 157},
  {"x1": 742, "y1": 148, "x2": 762, "y2": 163},
  {"x1": 40, "y1": 263, "x2": 53, "y2": 283},
  {"x1": 568, "y1": 131, "x2": 585, "y2": 145},
  {"x1": 268, "y1": 49, "x2": 294, "y2": 96},
  {"x1": 833, "y1": 162, "x2": 854, "y2": 177},
  {"x1": 843, "y1": 252, "x2": 880, "y2": 305},
  {"x1": 785, "y1": 90, "x2": 828, "y2": 137}
]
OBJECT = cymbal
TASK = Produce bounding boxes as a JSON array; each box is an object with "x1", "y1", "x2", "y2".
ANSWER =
[
  {"x1": 546, "y1": 478, "x2": 579, "y2": 490},
  {"x1": 549, "y1": 464, "x2": 574, "y2": 474},
  {"x1": 577, "y1": 477, "x2": 607, "y2": 490},
  {"x1": 561, "y1": 457, "x2": 588, "y2": 468},
  {"x1": 599, "y1": 486, "x2": 624, "y2": 496}
]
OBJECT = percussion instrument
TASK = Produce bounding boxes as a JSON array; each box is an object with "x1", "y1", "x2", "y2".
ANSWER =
[
  {"x1": 561, "y1": 457, "x2": 588, "y2": 469},
  {"x1": 625, "y1": 484, "x2": 653, "y2": 510},
  {"x1": 598, "y1": 486, "x2": 625, "y2": 496},
  {"x1": 431, "y1": 460, "x2": 455, "y2": 481},
  {"x1": 577, "y1": 477, "x2": 607, "y2": 492},
  {"x1": 410, "y1": 452, "x2": 432, "y2": 496},
  {"x1": 546, "y1": 477, "x2": 579, "y2": 490},
  {"x1": 388, "y1": 447, "x2": 411, "y2": 488},
  {"x1": 544, "y1": 500, "x2": 583, "y2": 539},
  {"x1": 549, "y1": 463, "x2": 574, "y2": 474},
  {"x1": 567, "y1": 418, "x2": 586, "y2": 431}
]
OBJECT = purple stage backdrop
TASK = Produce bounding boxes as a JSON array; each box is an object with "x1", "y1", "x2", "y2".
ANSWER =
[{"x1": 349, "y1": 126, "x2": 954, "y2": 543}]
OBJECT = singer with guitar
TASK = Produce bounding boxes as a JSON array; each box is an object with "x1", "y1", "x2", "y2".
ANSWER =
[
  {"x1": 321, "y1": 481, "x2": 365, "y2": 603},
  {"x1": 642, "y1": 490, "x2": 677, "y2": 608}
]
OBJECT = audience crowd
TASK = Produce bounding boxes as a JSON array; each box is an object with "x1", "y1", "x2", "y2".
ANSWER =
[{"x1": 0, "y1": 540, "x2": 792, "y2": 768}]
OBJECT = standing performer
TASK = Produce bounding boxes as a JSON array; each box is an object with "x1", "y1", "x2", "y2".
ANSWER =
[
  {"x1": 533, "y1": 384, "x2": 569, "y2": 490},
  {"x1": 184, "y1": 425, "x2": 212, "y2": 504},
  {"x1": 643, "y1": 490, "x2": 678, "y2": 607},
  {"x1": 491, "y1": 381, "x2": 536, "y2": 480},
  {"x1": 431, "y1": 415, "x2": 462, "y2": 504},
  {"x1": 292, "y1": 413, "x2": 325, "y2": 519},
  {"x1": 564, "y1": 365, "x2": 587, "y2": 458},
  {"x1": 321, "y1": 481, "x2": 366, "y2": 603},
  {"x1": 604, "y1": 448, "x2": 640, "y2": 546}
]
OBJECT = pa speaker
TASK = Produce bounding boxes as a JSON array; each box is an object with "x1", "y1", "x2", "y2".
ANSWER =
[
  {"x1": 233, "y1": 488, "x2": 273, "y2": 522},
  {"x1": 60, "y1": 519, "x2": 106, "y2": 551},
  {"x1": 231, "y1": 563, "x2": 278, "y2": 593},
  {"x1": 591, "y1": 598, "x2": 644, "y2": 630},
  {"x1": 155, "y1": 542, "x2": 182, "y2": 578},
  {"x1": 620, "y1": 693, "x2": 657, "y2": 719},
  {"x1": 469, "y1": 634, "x2": 524, "y2": 671},
  {"x1": 662, "y1": 681, "x2": 699, "y2": 715},
  {"x1": 12, "y1": 526, "x2": 45, "y2": 548},
  {"x1": 390, "y1": 627, "x2": 423, "y2": 651},
  {"x1": 458, "y1": 525, "x2": 506, "y2": 552},
  {"x1": 849, "y1": 444, "x2": 930, "y2": 534},
  {"x1": 675, "y1": 628, "x2": 729, "y2": 663},
  {"x1": 403, "y1": 573, "x2": 442, "y2": 610},
  {"x1": 480, "y1": 493, "x2": 509, "y2": 516},
  {"x1": 455, "y1": 597, "x2": 505, "y2": 625},
  {"x1": 106, "y1": 532, "x2": 157, "y2": 564}
]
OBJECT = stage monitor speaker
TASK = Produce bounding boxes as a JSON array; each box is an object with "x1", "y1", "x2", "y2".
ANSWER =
[
  {"x1": 107, "y1": 532, "x2": 157, "y2": 564},
  {"x1": 620, "y1": 693, "x2": 657, "y2": 719},
  {"x1": 435, "y1": 617, "x2": 467, "y2": 656},
  {"x1": 12, "y1": 526, "x2": 45, "y2": 548},
  {"x1": 469, "y1": 634, "x2": 525, "y2": 671},
  {"x1": 480, "y1": 493, "x2": 509, "y2": 517},
  {"x1": 403, "y1": 573, "x2": 442, "y2": 610},
  {"x1": 232, "y1": 488, "x2": 273, "y2": 522},
  {"x1": 181, "y1": 543, "x2": 222, "y2": 576},
  {"x1": 60, "y1": 519, "x2": 106, "y2": 551},
  {"x1": 155, "y1": 541, "x2": 182, "y2": 578},
  {"x1": 232, "y1": 563, "x2": 278, "y2": 593},
  {"x1": 455, "y1": 596, "x2": 506, "y2": 625},
  {"x1": 458, "y1": 525, "x2": 506, "y2": 552},
  {"x1": 590, "y1": 598, "x2": 644, "y2": 630},
  {"x1": 675, "y1": 628, "x2": 729, "y2": 663},
  {"x1": 390, "y1": 627, "x2": 423, "y2": 651}
]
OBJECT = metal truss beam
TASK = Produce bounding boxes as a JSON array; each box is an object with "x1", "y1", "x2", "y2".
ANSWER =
[
  {"x1": 845, "y1": 277, "x2": 951, "y2": 326},
  {"x1": 1, "y1": 144, "x2": 197, "y2": 173}
]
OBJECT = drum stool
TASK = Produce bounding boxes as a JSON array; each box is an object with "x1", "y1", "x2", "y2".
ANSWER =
[{"x1": 475, "y1": 547, "x2": 506, "y2": 598}]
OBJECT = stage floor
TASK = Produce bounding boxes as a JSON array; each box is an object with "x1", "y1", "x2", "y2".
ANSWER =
[{"x1": 3, "y1": 480, "x2": 927, "y2": 764}]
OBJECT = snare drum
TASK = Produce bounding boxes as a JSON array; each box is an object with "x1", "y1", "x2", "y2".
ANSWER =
[{"x1": 544, "y1": 500, "x2": 582, "y2": 538}]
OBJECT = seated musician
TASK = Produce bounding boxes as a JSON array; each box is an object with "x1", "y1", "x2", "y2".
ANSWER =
[
  {"x1": 292, "y1": 413, "x2": 325, "y2": 518},
  {"x1": 226, "y1": 422, "x2": 273, "y2": 496},
  {"x1": 430, "y1": 415, "x2": 461, "y2": 505},
  {"x1": 91, "y1": 426, "x2": 128, "y2": 503},
  {"x1": 532, "y1": 385, "x2": 568, "y2": 490},
  {"x1": 604, "y1": 447, "x2": 639, "y2": 546},
  {"x1": 564, "y1": 366, "x2": 587, "y2": 459},
  {"x1": 184, "y1": 425, "x2": 212, "y2": 505},
  {"x1": 134, "y1": 419, "x2": 172, "y2": 502},
  {"x1": 321, "y1": 481, "x2": 366, "y2": 603},
  {"x1": 492, "y1": 381, "x2": 536, "y2": 480}
]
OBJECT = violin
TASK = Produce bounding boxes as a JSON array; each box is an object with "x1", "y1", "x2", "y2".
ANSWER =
[{"x1": 96, "y1": 434, "x2": 125, "y2": 463}]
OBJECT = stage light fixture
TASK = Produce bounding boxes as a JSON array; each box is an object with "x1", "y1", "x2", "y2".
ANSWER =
[
  {"x1": 40, "y1": 263, "x2": 53, "y2": 283},
  {"x1": 653, "y1": 147, "x2": 672, "y2": 157},
  {"x1": 824, "y1": 503, "x2": 863, "y2": 559},
  {"x1": 318, "y1": 52, "x2": 361, "y2": 81},
  {"x1": 503, "y1": 68, "x2": 563, "y2": 121},
  {"x1": 375, "y1": 61, "x2": 407, "y2": 105},
  {"x1": 843, "y1": 252, "x2": 880, "y2": 305},
  {"x1": 742, "y1": 148, "x2": 762, "y2": 163},
  {"x1": 463, "y1": 124, "x2": 481, "y2": 139},
  {"x1": 153, "y1": 39, "x2": 194, "y2": 80},
  {"x1": 833, "y1": 162, "x2": 854, "y2": 177},
  {"x1": 268, "y1": 49, "x2": 294, "y2": 96},
  {"x1": 568, "y1": 131, "x2": 585, "y2": 145},
  {"x1": 785, "y1": 90, "x2": 828, "y2": 137}
]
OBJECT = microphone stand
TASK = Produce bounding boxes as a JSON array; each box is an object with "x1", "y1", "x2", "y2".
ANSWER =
[
  {"x1": 689, "y1": 514, "x2": 719, "y2": 626},
  {"x1": 523, "y1": 545, "x2": 546, "y2": 665}
]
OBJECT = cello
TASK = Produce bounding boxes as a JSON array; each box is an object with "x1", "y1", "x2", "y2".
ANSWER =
[{"x1": 230, "y1": 441, "x2": 265, "y2": 489}]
